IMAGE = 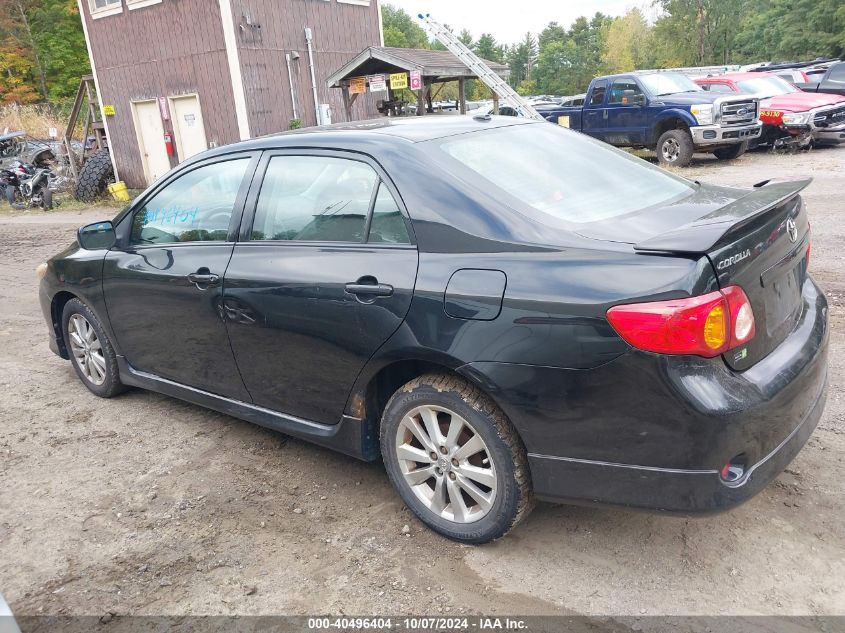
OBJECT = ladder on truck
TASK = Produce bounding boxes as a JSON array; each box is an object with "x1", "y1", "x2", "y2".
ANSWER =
[{"x1": 418, "y1": 14, "x2": 545, "y2": 121}]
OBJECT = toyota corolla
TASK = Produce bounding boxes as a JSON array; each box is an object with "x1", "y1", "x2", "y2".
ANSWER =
[{"x1": 38, "y1": 117, "x2": 828, "y2": 543}]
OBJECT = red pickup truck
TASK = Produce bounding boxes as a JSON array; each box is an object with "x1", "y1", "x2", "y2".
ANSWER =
[{"x1": 695, "y1": 72, "x2": 845, "y2": 147}]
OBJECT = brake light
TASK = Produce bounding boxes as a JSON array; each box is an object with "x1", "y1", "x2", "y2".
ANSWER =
[
  {"x1": 806, "y1": 243, "x2": 811, "y2": 272},
  {"x1": 607, "y1": 286, "x2": 755, "y2": 358}
]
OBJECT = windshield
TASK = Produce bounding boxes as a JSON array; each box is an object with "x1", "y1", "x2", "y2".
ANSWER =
[
  {"x1": 639, "y1": 73, "x2": 703, "y2": 96},
  {"x1": 428, "y1": 124, "x2": 694, "y2": 226},
  {"x1": 736, "y1": 76, "x2": 798, "y2": 98}
]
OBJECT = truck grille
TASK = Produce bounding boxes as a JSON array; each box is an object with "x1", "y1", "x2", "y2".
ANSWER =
[
  {"x1": 720, "y1": 100, "x2": 758, "y2": 126},
  {"x1": 813, "y1": 104, "x2": 845, "y2": 128}
]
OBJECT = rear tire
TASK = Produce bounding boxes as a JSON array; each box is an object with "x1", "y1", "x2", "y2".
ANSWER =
[
  {"x1": 41, "y1": 187, "x2": 53, "y2": 210},
  {"x1": 656, "y1": 129, "x2": 695, "y2": 167},
  {"x1": 62, "y1": 298, "x2": 126, "y2": 398},
  {"x1": 380, "y1": 373, "x2": 533, "y2": 543},
  {"x1": 713, "y1": 141, "x2": 748, "y2": 161},
  {"x1": 74, "y1": 149, "x2": 114, "y2": 202}
]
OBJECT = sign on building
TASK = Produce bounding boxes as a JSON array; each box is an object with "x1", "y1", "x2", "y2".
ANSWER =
[
  {"x1": 350, "y1": 76, "x2": 367, "y2": 95},
  {"x1": 390, "y1": 72, "x2": 408, "y2": 90},
  {"x1": 368, "y1": 74, "x2": 387, "y2": 92},
  {"x1": 410, "y1": 70, "x2": 422, "y2": 91}
]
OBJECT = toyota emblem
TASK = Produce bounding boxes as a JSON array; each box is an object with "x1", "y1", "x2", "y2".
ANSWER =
[{"x1": 786, "y1": 217, "x2": 798, "y2": 243}]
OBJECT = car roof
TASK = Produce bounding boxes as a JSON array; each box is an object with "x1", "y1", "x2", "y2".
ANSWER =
[
  {"x1": 702, "y1": 72, "x2": 780, "y2": 81},
  {"x1": 263, "y1": 116, "x2": 530, "y2": 143}
]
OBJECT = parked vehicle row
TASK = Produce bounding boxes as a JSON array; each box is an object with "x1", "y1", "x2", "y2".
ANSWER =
[{"x1": 696, "y1": 72, "x2": 845, "y2": 148}]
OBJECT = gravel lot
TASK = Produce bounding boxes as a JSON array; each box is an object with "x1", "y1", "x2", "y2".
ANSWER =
[{"x1": 1, "y1": 147, "x2": 843, "y2": 620}]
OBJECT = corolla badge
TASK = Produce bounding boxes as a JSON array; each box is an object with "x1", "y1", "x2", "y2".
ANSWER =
[
  {"x1": 786, "y1": 217, "x2": 798, "y2": 243},
  {"x1": 717, "y1": 249, "x2": 752, "y2": 270}
]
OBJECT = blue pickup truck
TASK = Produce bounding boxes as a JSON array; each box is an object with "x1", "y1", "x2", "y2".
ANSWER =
[{"x1": 542, "y1": 72, "x2": 763, "y2": 167}]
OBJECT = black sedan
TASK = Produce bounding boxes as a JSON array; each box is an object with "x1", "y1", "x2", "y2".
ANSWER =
[{"x1": 38, "y1": 117, "x2": 828, "y2": 543}]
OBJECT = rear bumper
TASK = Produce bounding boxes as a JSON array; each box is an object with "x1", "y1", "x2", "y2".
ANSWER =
[
  {"x1": 461, "y1": 277, "x2": 828, "y2": 513},
  {"x1": 691, "y1": 122, "x2": 762, "y2": 146},
  {"x1": 528, "y1": 370, "x2": 826, "y2": 512}
]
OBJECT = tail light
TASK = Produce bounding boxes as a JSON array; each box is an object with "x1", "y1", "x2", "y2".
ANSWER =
[
  {"x1": 607, "y1": 285, "x2": 755, "y2": 358},
  {"x1": 805, "y1": 242, "x2": 811, "y2": 272}
]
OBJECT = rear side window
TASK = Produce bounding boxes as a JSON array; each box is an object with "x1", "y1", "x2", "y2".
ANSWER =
[
  {"x1": 130, "y1": 158, "x2": 250, "y2": 245},
  {"x1": 368, "y1": 183, "x2": 411, "y2": 244},
  {"x1": 590, "y1": 82, "x2": 607, "y2": 105},
  {"x1": 250, "y1": 156, "x2": 409, "y2": 244},
  {"x1": 431, "y1": 124, "x2": 693, "y2": 226},
  {"x1": 704, "y1": 83, "x2": 735, "y2": 93}
]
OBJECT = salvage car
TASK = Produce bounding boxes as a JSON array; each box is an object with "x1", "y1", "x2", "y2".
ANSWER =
[
  {"x1": 696, "y1": 72, "x2": 845, "y2": 147},
  {"x1": 38, "y1": 117, "x2": 828, "y2": 543}
]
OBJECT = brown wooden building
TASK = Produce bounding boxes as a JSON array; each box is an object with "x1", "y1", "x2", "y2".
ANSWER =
[{"x1": 77, "y1": 0, "x2": 384, "y2": 188}]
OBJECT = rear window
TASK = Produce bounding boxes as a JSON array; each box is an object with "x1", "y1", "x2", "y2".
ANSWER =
[{"x1": 429, "y1": 124, "x2": 693, "y2": 226}]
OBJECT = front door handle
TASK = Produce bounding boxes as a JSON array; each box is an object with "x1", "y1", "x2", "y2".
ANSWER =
[
  {"x1": 187, "y1": 270, "x2": 221, "y2": 288},
  {"x1": 345, "y1": 281, "x2": 394, "y2": 298}
]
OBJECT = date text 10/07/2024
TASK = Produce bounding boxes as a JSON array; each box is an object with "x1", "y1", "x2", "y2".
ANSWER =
[{"x1": 307, "y1": 617, "x2": 529, "y2": 631}]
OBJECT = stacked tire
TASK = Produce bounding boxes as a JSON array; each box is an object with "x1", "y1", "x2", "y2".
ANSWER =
[{"x1": 74, "y1": 149, "x2": 114, "y2": 202}]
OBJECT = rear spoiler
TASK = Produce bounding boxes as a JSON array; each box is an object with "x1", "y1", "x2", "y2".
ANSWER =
[{"x1": 634, "y1": 178, "x2": 812, "y2": 254}]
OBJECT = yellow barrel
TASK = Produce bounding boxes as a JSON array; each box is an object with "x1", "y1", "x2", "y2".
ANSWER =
[{"x1": 107, "y1": 181, "x2": 130, "y2": 202}]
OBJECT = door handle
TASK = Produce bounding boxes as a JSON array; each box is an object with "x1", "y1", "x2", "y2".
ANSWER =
[
  {"x1": 187, "y1": 270, "x2": 221, "y2": 288},
  {"x1": 345, "y1": 282, "x2": 394, "y2": 297}
]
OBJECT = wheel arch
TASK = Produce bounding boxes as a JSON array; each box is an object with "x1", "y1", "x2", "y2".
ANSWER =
[
  {"x1": 651, "y1": 112, "x2": 694, "y2": 146},
  {"x1": 50, "y1": 290, "x2": 79, "y2": 359},
  {"x1": 348, "y1": 354, "x2": 511, "y2": 440}
]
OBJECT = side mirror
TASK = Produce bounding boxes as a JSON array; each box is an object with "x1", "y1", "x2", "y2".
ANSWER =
[
  {"x1": 78, "y1": 220, "x2": 116, "y2": 250},
  {"x1": 623, "y1": 90, "x2": 646, "y2": 106}
]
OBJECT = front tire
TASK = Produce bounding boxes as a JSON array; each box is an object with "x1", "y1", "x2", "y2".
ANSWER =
[
  {"x1": 713, "y1": 141, "x2": 748, "y2": 161},
  {"x1": 656, "y1": 129, "x2": 695, "y2": 167},
  {"x1": 62, "y1": 298, "x2": 126, "y2": 398},
  {"x1": 380, "y1": 373, "x2": 533, "y2": 543}
]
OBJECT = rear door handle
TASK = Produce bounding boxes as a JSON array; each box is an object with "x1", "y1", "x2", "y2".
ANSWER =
[{"x1": 345, "y1": 282, "x2": 394, "y2": 297}]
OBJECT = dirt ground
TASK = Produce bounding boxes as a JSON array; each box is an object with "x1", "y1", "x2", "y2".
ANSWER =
[{"x1": 1, "y1": 147, "x2": 843, "y2": 621}]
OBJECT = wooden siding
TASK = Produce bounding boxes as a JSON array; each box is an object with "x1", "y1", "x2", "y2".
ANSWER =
[
  {"x1": 81, "y1": 0, "x2": 383, "y2": 187},
  {"x1": 81, "y1": 0, "x2": 242, "y2": 188},
  {"x1": 230, "y1": 0, "x2": 382, "y2": 134}
]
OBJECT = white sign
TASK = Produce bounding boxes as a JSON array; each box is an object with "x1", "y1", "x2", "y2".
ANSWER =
[{"x1": 368, "y1": 74, "x2": 387, "y2": 93}]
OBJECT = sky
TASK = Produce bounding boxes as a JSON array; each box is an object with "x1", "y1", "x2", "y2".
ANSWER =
[{"x1": 386, "y1": 0, "x2": 643, "y2": 45}]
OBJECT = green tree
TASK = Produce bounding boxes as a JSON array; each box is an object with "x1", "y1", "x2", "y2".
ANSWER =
[
  {"x1": 381, "y1": 4, "x2": 429, "y2": 49},
  {"x1": 474, "y1": 33, "x2": 503, "y2": 63},
  {"x1": 507, "y1": 33, "x2": 536, "y2": 88},
  {"x1": 601, "y1": 8, "x2": 655, "y2": 73}
]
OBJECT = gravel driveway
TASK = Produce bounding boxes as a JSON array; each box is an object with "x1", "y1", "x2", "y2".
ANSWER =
[{"x1": 1, "y1": 147, "x2": 843, "y2": 621}]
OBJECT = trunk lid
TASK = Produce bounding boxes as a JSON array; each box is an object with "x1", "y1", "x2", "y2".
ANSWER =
[{"x1": 633, "y1": 178, "x2": 812, "y2": 370}]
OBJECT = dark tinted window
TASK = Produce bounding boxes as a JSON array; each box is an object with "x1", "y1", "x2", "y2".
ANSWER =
[
  {"x1": 368, "y1": 183, "x2": 410, "y2": 244},
  {"x1": 130, "y1": 158, "x2": 249, "y2": 245},
  {"x1": 590, "y1": 82, "x2": 607, "y2": 105},
  {"x1": 251, "y1": 156, "x2": 377, "y2": 242},
  {"x1": 608, "y1": 78, "x2": 643, "y2": 104},
  {"x1": 826, "y1": 64, "x2": 845, "y2": 84}
]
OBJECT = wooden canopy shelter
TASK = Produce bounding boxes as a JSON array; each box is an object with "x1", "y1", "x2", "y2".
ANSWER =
[{"x1": 326, "y1": 46, "x2": 510, "y2": 121}]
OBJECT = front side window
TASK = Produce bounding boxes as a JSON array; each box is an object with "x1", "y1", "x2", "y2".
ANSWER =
[
  {"x1": 251, "y1": 156, "x2": 378, "y2": 242},
  {"x1": 130, "y1": 158, "x2": 250, "y2": 245},
  {"x1": 431, "y1": 124, "x2": 693, "y2": 226},
  {"x1": 608, "y1": 79, "x2": 643, "y2": 104}
]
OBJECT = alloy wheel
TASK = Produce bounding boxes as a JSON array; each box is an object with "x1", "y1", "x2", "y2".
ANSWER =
[
  {"x1": 394, "y1": 405, "x2": 497, "y2": 524},
  {"x1": 68, "y1": 314, "x2": 107, "y2": 386}
]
